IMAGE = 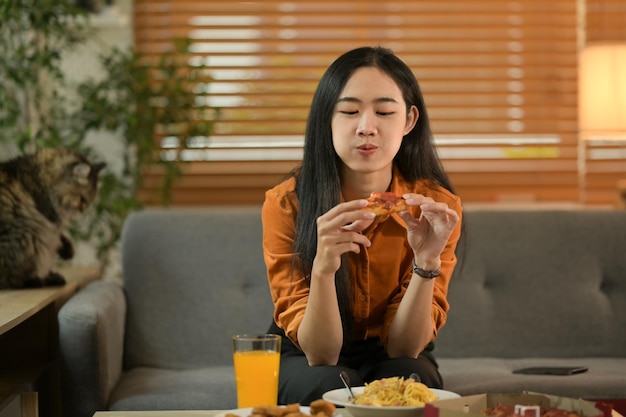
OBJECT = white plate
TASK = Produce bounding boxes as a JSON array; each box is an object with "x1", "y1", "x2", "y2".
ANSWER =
[
  {"x1": 215, "y1": 406, "x2": 312, "y2": 417},
  {"x1": 322, "y1": 386, "x2": 460, "y2": 417}
]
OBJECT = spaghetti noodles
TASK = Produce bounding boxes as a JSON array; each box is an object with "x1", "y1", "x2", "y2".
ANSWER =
[{"x1": 352, "y1": 376, "x2": 438, "y2": 407}]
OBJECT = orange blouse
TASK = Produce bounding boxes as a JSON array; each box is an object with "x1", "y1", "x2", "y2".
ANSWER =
[{"x1": 262, "y1": 171, "x2": 463, "y2": 349}]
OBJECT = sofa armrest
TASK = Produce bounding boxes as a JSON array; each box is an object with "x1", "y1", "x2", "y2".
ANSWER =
[{"x1": 58, "y1": 279, "x2": 126, "y2": 417}]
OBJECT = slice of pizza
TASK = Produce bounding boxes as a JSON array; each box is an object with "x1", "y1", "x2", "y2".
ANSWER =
[{"x1": 362, "y1": 192, "x2": 408, "y2": 216}]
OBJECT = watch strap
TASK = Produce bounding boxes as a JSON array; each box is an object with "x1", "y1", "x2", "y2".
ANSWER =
[{"x1": 412, "y1": 258, "x2": 440, "y2": 279}]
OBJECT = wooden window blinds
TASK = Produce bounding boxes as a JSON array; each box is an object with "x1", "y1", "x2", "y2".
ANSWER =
[{"x1": 133, "y1": 0, "x2": 624, "y2": 207}]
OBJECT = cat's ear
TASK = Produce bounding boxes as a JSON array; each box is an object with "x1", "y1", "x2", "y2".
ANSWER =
[
  {"x1": 73, "y1": 162, "x2": 91, "y2": 184},
  {"x1": 93, "y1": 162, "x2": 107, "y2": 175},
  {"x1": 73, "y1": 161, "x2": 106, "y2": 184}
]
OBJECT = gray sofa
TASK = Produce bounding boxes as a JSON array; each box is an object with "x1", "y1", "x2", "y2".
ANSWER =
[
  {"x1": 435, "y1": 209, "x2": 626, "y2": 400},
  {"x1": 57, "y1": 207, "x2": 626, "y2": 417},
  {"x1": 58, "y1": 207, "x2": 273, "y2": 417}
]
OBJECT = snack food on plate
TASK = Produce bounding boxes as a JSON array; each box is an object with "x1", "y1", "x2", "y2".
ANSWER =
[
  {"x1": 352, "y1": 376, "x2": 438, "y2": 407},
  {"x1": 310, "y1": 399, "x2": 337, "y2": 416},
  {"x1": 225, "y1": 399, "x2": 336, "y2": 417},
  {"x1": 362, "y1": 192, "x2": 408, "y2": 216}
]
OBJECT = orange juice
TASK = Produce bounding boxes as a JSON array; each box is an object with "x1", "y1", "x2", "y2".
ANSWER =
[{"x1": 233, "y1": 350, "x2": 280, "y2": 407}]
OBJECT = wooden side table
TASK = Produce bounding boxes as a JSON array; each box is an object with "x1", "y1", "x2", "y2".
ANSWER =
[{"x1": 0, "y1": 267, "x2": 100, "y2": 417}]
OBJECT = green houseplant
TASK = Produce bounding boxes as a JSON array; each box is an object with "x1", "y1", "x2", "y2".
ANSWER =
[
  {"x1": 0, "y1": 0, "x2": 90, "y2": 151},
  {"x1": 0, "y1": 0, "x2": 213, "y2": 273}
]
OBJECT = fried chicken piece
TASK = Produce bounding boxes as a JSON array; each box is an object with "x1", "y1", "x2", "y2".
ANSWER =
[
  {"x1": 283, "y1": 413, "x2": 306, "y2": 417},
  {"x1": 309, "y1": 399, "x2": 336, "y2": 416},
  {"x1": 284, "y1": 404, "x2": 302, "y2": 413},
  {"x1": 251, "y1": 407, "x2": 268, "y2": 414},
  {"x1": 245, "y1": 400, "x2": 335, "y2": 417},
  {"x1": 254, "y1": 405, "x2": 293, "y2": 417}
]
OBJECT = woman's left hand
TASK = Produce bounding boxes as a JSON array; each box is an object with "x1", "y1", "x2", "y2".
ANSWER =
[{"x1": 398, "y1": 194, "x2": 460, "y2": 269}]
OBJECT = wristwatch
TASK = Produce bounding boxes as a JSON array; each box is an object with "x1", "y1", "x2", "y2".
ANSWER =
[{"x1": 412, "y1": 258, "x2": 440, "y2": 279}]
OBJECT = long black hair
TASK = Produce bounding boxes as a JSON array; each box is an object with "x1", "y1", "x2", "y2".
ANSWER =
[{"x1": 291, "y1": 46, "x2": 455, "y2": 348}]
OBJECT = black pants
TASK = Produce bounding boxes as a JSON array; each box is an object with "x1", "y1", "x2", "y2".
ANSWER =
[{"x1": 267, "y1": 321, "x2": 443, "y2": 406}]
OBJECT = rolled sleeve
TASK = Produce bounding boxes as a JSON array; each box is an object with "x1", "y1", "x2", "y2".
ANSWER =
[{"x1": 262, "y1": 180, "x2": 309, "y2": 348}]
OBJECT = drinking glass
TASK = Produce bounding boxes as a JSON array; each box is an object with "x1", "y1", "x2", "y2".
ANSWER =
[{"x1": 232, "y1": 334, "x2": 281, "y2": 408}]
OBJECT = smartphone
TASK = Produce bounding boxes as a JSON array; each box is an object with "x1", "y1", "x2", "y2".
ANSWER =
[{"x1": 512, "y1": 366, "x2": 589, "y2": 376}]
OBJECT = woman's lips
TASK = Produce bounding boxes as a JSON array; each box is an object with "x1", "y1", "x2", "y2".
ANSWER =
[{"x1": 357, "y1": 144, "x2": 377, "y2": 155}]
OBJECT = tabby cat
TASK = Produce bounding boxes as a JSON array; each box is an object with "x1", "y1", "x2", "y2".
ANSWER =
[{"x1": 0, "y1": 148, "x2": 105, "y2": 289}]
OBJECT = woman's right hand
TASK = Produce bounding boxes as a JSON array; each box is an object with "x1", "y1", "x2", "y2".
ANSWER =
[{"x1": 312, "y1": 199, "x2": 376, "y2": 277}]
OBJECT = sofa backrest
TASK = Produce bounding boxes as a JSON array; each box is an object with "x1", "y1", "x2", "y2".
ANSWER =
[
  {"x1": 121, "y1": 207, "x2": 274, "y2": 370},
  {"x1": 435, "y1": 209, "x2": 626, "y2": 358}
]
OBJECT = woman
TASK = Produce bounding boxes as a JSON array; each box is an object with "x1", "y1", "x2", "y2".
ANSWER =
[{"x1": 262, "y1": 46, "x2": 463, "y2": 405}]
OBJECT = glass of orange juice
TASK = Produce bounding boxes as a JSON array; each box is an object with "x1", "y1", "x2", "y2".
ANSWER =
[{"x1": 232, "y1": 334, "x2": 281, "y2": 408}]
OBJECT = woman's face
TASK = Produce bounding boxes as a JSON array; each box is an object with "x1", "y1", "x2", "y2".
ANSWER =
[{"x1": 331, "y1": 66, "x2": 418, "y2": 176}]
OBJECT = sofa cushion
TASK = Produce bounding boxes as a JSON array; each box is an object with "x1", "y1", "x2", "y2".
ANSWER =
[
  {"x1": 438, "y1": 357, "x2": 626, "y2": 399},
  {"x1": 108, "y1": 366, "x2": 237, "y2": 410},
  {"x1": 435, "y1": 210, "x2": 626, "y2": 359},
  {"x1": 121, "y1": 207, "x2": 274, "y2": 370}
]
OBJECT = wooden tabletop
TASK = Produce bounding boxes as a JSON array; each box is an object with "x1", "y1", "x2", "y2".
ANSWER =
[
  {"x1": 92, "y1": 411, "x2": 355, "y2": 417},
  {"x1": 92, "y1": 408, "x2": 358, "y2": 417},
  {"x1": 92, "y1": 408, "x2": 623, "y2": 417},
  {"x1": 0, "y1": 266, "x2": 100, "y2": 335},
  {"x1": 0, "y1": 266, "x2": 101, "y2": 414},
  {"x1": 93, "y1": 413, "x2": 221, "y2": 417}
]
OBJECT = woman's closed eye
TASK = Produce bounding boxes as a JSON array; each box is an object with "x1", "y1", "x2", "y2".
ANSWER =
[{"x1": 338, "y1": 110, "x2": 396, "y2": 116}]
